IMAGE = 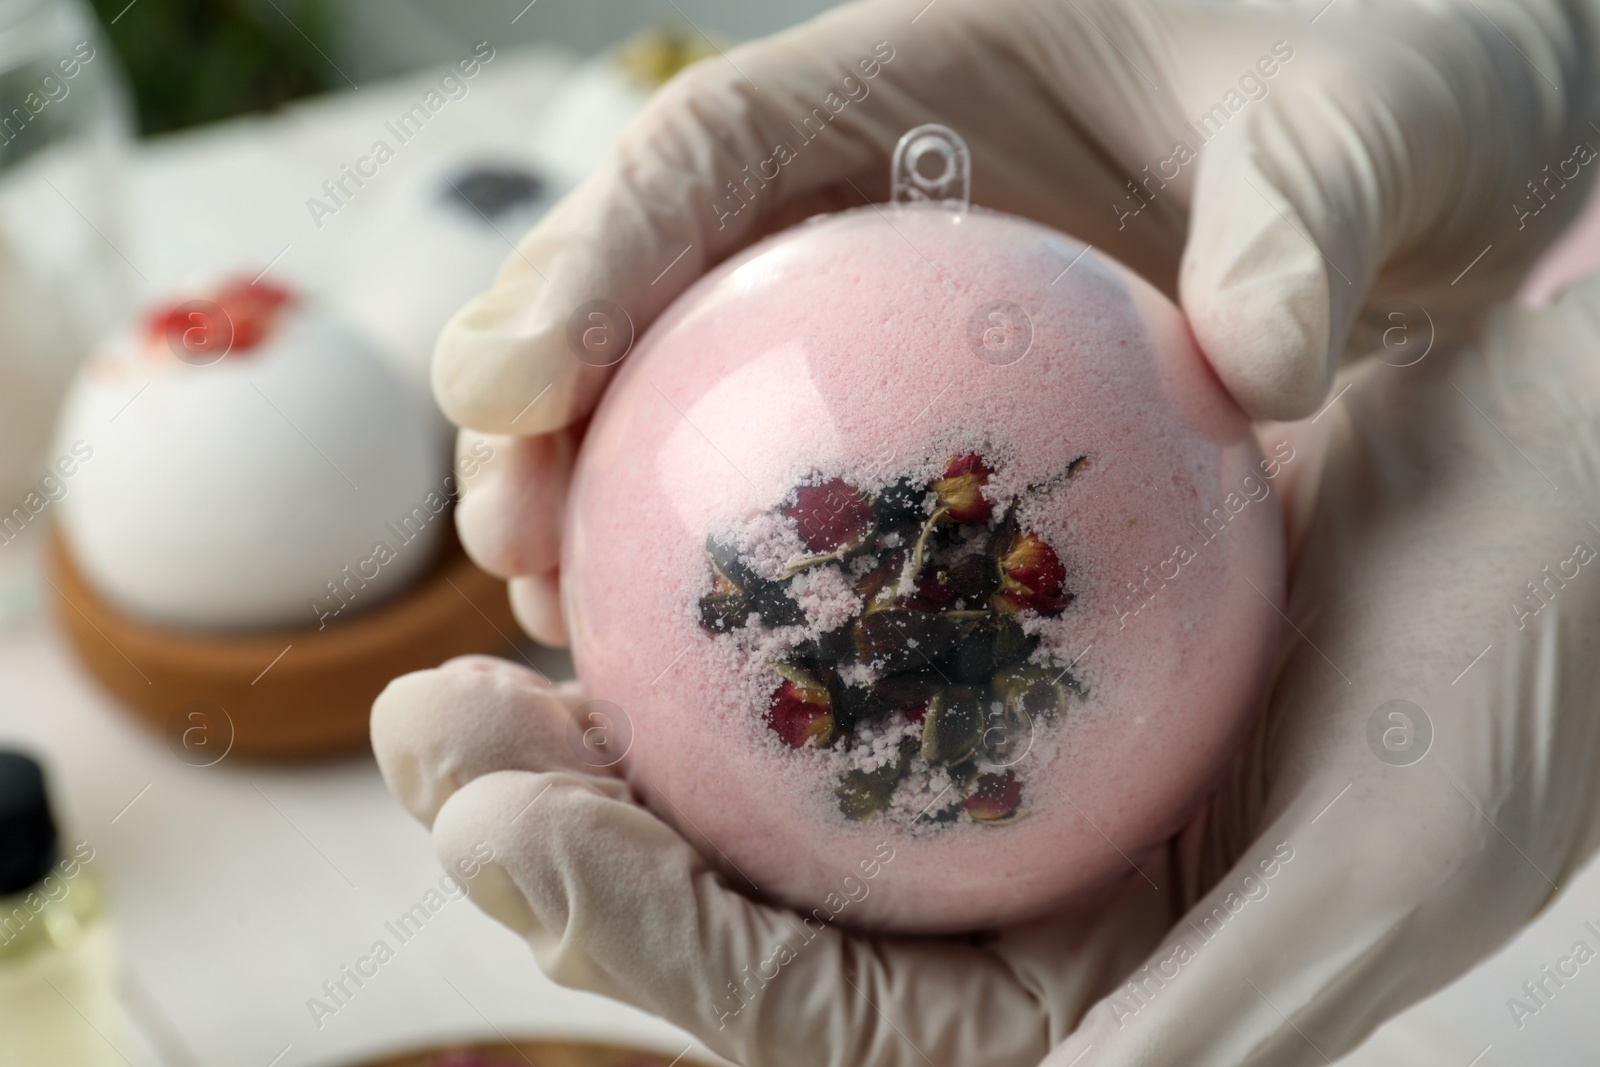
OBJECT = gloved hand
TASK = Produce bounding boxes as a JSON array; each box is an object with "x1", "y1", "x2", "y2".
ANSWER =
[
  {"x1": 378, "y1": 270, "x2": 1600, "y2": 1065},
  {"x1": 409, "y1": 0, "x2": 1600, "y2": 1061},
  {"x1": 440, "y1": 0, "x2": 1600, "y2": 642}
]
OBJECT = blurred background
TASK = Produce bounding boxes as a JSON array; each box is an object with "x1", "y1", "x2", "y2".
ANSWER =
[
  {"x1": 3, "y1": 1, "x2": 1600, "y2": 1065},
  {"x1": 80, "y1": 0, "x2": 840, "y2": 134}
]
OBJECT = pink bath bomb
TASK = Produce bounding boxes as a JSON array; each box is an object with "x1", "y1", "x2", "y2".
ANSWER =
[{"x1": 563, "y1": 205, "x2": 1284, "y2": 933}]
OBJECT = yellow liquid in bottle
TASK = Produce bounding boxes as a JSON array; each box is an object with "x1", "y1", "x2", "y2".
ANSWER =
[{"x1": 0, "y1": 869, "x2": 127, "y2": 1066}]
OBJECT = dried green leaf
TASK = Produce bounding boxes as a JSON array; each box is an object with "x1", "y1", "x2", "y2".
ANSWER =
[{"x1": 921, "y1": 685, "x2": 984, "y2": 765}]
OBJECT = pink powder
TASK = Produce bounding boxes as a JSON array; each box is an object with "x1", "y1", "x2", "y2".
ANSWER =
[{"x1": 563, "y1": 206, "x2": 1284, "y2": 934}]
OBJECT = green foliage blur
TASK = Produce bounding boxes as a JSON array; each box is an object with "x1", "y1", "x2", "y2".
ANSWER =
[{"x1": 85, "y1": 0, "x2": 342, "y2": 135}]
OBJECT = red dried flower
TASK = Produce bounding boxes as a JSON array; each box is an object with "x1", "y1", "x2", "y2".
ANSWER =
[
  {"x1": 964, "y1": 770, "x2": 1023, "y2": 823},
  {"x1": 766, "y1": 671, "x2": 836, "y2": 748},
  {"x1": 931, "y1": 454, "x2": 992, "y2": 523},
  {"x1": 783, "y1": 478, "x2": 875, "y2": 553},
  {"x1": 997, "y1": 531, "x2": 1072, "y2": 616},
  {"x1": 146, "y1": 277, "x2": 293, "y2": 358},
  {"x1": 214, "y1": 278, "x2": 291, "y2": 350}
]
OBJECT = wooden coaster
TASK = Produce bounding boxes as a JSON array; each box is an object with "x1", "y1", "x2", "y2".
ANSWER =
[{"x1": 46, "y1": 523, "x2": 520, "y2": 760}]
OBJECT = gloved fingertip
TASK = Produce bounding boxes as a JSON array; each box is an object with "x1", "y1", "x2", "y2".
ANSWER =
[
  {"x1": 454, "y1": 434, "x2": 570, "y2": 580},
  {"x1": 431, "y1": 771, "x2": 549, "y2": 935},
  {"x1": 510, "y1": 573, "x2": 569, "y2": 647},
  {"x1": 1182, "y1": 145, "x2": 1343, "y2": 421},
  {"x1": 370, "y1": 657, "x2": 578, "y2": 827},
  {"x1": 1182, "y1": 254, "x2": 1334, "y2": 420},
  {"x1": 370, "y1": 667, "x2": 459, "y2": 827},
  {"x1": 431, "y1": 280, "x2": 584, "y2": 435},
  {"x1": 430, "y1": 769, "x2": 671, "y2": 961}
]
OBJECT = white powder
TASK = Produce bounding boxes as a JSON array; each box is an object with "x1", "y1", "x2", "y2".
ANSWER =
[
  {"x1": 788, "y1": 564, "x2": 861, "y2": 633},
  {"x1": 694, "y1": 444, "x2": 1095, "y2": 832}
]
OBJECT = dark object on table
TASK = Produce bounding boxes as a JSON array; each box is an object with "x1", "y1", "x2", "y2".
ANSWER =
[
  {"x1": 0, "y1": 752, "x2": 54, "y2": 897},
  {"x1": 445, "y1": 165, "x2": 546, "y2": 221}
]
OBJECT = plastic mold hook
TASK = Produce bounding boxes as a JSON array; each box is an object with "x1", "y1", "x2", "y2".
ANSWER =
[{"x1": 891, "y1": 124, "x2": 971, "y2": 212}]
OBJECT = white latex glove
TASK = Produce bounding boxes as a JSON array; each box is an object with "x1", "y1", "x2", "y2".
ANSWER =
[
  {"x1": 409, "y1": 0, "x2": 1600, "y2": 1062},
  {"x1": 379, "y1": 270, "x2": 1600, "y2": 1065},
  {"x1": 439, "y1": 0, "x2": 1600, "y2": 640}
]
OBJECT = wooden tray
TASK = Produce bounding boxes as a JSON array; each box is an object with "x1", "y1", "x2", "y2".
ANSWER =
[{"x1": 46, "y1": 523, "x2": 520, "y2": 760}]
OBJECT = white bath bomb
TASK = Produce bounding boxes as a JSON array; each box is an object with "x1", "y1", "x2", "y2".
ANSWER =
[
  {"x1": 335, "y1": 159, "x2": 550, "y2": 396},
  {"x1": 56, "y1": 278, "x2": 449, "y2": 631}
]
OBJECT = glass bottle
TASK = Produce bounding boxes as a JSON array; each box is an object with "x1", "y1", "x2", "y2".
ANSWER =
[
  {"x1": 0, "y1": 0, "x2": 132, "y2": 505},
  {"x1": 0, "y1": 749, "x2": 124, "y2": 1066}
]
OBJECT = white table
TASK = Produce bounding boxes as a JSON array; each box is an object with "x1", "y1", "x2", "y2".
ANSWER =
[
  {"x1": 2, "y1": 44, "x2": 1597, "y2": 1067},
  {"x1": 0, "y1": 46, "x2": 726, "y2": 1067}
]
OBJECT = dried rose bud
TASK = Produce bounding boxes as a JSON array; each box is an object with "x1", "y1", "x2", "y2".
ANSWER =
[
  {"x1": 931, "y1": 454, "x2": 992, "y2": 523},
  {"x1": 921, "y1": 685, "x2": 984, "y2": 765},
  {"x1": 964, "y1": 770, "x2": 1023, "y2": 823},
  {"x1": 854, "y1": 609, "x2": 961, "y2": 674},
  {"x1": 946, "y1": 553, "x2": 1001, "y2": 601},
  {"x1": 854, "y1": 549, "x2": 906, "y2": 605},
  {"x1": 766, "y1": 666, "x2": 835, "y2": 748},
  {"x1": 872, "y1": 671, "x2": 943, "y2": 723},
  {"x1": 214, "y1": 278, "x2": 292, "y2": 349},
  {"x1": 996, "y1": 531, "x2": 1073, "y2": 616},
  {"x1": 784, "y1": 478, "x2": 875, "y2": 553},
  {"x1": 905, "y1": 567, "x2": 960, "y2": 612},
  {"x1": 952, "y1": 614, "x2": 1037, "y2": 683}
]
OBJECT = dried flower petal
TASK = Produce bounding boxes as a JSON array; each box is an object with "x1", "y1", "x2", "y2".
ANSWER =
[
  {"x1": 705, "y1": 534, "x2": 756, "y2": 590},
  {"x1": 767, "y1": 665, "x2": 835, "y2": 748},
  {"x1": 793, "y1": 625, "x2": 855, "y2": 670},
  {"x1": 921, "y1": 685, "x2": 984, "y2": 765},
  {"x1": 853, "y1": 609, "x2": 961, "y2": 674},
  {"x1": 995, "y1": 530, "x2": 1073, "y2": 617},
  {"x1": 991, "y1": 665, "x2": 1071, "y2": 723},
  {"x1": 698, "y1": 591, "x2": 750, "y2": 632},
  {"x1": 837, "y1": 738, "x2": 915, "y2": 820},
  {"x1": 952, "y1": 614, "x2": 1037, "y2": 683},
  {"x1": 854, "y1": 549, "x2": 906, "y2": 604},
  {"x1": 871, "y1": 670, "x2": 944, "y2": 724},
  {"x1": 964, "y1": 770, "x2": 1023, "y2": 823},
  {"x1": 784, "y1": 478, "x2": 875, "y2": 553},
  {"x1": 931, "y1": 454, "x2": 992, "y2": 523},
  {"x1": 837, "y1": 760, "x2": 902, "y2": 819},
  {"x1": 946, "y1": 554, "x2": 1000, "y2": 601},
  {"x1": 747, "y1": 580, "x2": 807, "y2": 627},
  {"x1": 147, "y1": 278, "x2": 293, "y2": 357}
]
